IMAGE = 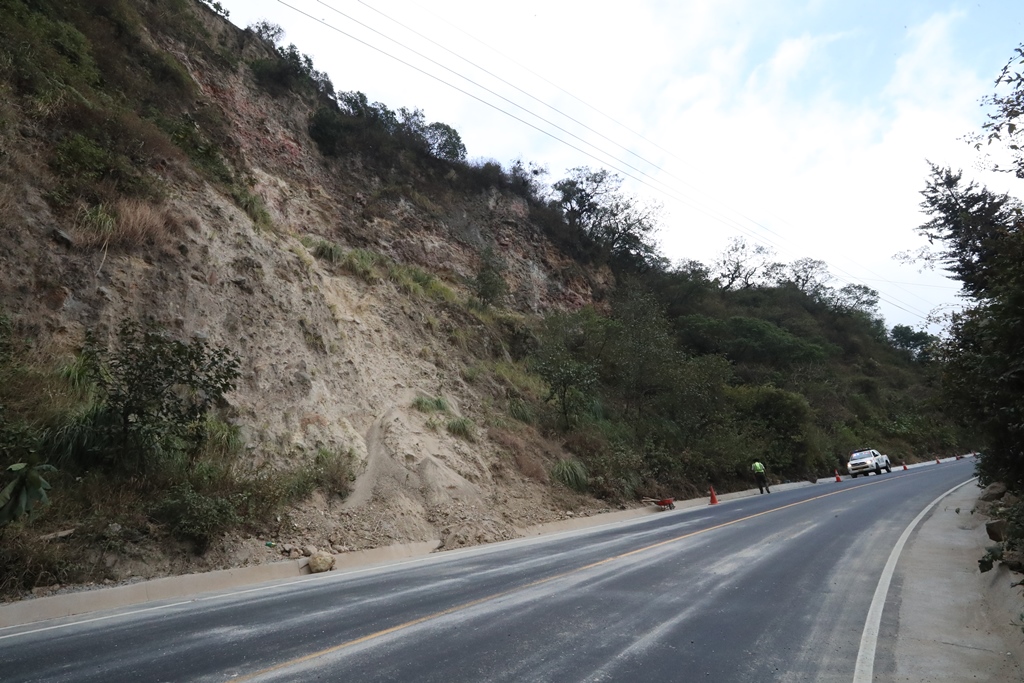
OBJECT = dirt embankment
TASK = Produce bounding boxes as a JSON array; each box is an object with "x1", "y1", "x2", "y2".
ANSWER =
[{"x1": 0, "y1": 5, "x2": 621, "y2": 592}]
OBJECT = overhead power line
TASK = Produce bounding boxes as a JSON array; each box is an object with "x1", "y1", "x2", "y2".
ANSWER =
[{"x1": 273, "y1": 0, "x2": 936, "y2": 322}]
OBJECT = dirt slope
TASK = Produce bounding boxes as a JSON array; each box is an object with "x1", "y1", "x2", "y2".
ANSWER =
[{"x1": 0, "y1": 3, "x2": 615, "y2": 586}]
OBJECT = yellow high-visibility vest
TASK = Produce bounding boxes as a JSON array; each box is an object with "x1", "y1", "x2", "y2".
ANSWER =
[{"x1": 752, "y1": 461, "x2": 765, "y2": 473}]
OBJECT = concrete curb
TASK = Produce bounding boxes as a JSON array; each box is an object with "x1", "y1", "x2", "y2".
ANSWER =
[{"x1": 0, "y1": 540, "x2": 439, "y2": 629}]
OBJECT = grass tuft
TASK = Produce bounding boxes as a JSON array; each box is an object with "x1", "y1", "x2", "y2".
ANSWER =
[
  {"x1": 550, "y1": 459, "x2": 588, "y2": 492},
  {"x1": 231, "y1": 186, "x2": 271, "y2": 229},
  {"x1": 412, "y1": 395, "x2": 449, "y2": 413},
  {"x1": 341, "y1": 249, "x2": 385, "y2": 284},
  {"x1": 446, "y1": 416, "x2": 475, "y2": 442},
  {"x1": 312, "y1": 239, "x2": 345, "y2": 264},
  {"x1": 72, "y1": 199, "x2": 178, "y2": 250},
  {"x1": 311, "y1": 447, "x2": 354, "y2": 498}
]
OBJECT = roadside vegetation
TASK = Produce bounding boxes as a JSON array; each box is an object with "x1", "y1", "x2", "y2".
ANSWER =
[
  {"x1": 0, "y1": 313, "x2": 355, "y2": 593},
  {"x1": 908, "y1": 44, "x2": 1024, "y2": 582}
]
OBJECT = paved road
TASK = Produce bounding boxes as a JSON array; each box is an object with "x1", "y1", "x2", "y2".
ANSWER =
[{"x1": 0, "y1": 459, "x2": 976, "y2": 682}]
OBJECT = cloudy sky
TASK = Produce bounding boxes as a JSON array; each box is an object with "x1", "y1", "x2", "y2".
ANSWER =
[{"x1": 213, "y1": 0, "x2": 1024, "y2": 332}]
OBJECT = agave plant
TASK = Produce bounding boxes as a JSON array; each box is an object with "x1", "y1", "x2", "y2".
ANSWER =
[{"x1": 0, "y1": 462, "x2": 57, "y2": 527}]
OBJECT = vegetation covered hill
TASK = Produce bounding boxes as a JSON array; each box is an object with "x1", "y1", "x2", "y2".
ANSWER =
[{"x1": 0, "y1": 0, "x2": 972, "y2": 597}]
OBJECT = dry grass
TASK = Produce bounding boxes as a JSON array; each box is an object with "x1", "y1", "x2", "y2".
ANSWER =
[
  {"x1": 73, "y1": 198, "x2": 179, "y2": 249},
  {"x1": 489, "y1": 426, "x2": 549, "y2": 483}
]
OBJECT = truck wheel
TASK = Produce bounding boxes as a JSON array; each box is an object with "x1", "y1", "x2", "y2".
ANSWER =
[
  {"x1": 875, "y1": 466, "x2": 882, "y2": 475},
  {"x1": 885, "y1": 464, "x2": 892, "y2": 473}
]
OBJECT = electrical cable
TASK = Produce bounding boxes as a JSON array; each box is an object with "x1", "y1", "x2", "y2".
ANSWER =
[
  {"x1": 337, "y1": 1, "x2": 938, "y2": 318},
  {"x1": 273, "y1": 0, "x2": 937, "y2": 321}
]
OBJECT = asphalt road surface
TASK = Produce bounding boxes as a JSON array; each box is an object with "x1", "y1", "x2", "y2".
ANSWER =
[{"x1": 0, "y1": 459, "x2": 976, "y2": 682}]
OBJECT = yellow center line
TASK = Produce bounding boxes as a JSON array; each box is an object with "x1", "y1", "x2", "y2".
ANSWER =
[{"x1": 232, "y1": 474, "x2": 907, "y2": 681}]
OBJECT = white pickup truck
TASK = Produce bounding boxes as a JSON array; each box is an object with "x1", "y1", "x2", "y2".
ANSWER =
[{"x1": 846, "y1": 448, "x2": 891, "y2": 477}]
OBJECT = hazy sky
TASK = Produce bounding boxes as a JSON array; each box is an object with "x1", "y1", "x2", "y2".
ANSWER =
[{"x1": 212, "y1": 0, "x2": 1024, "y2": 332}]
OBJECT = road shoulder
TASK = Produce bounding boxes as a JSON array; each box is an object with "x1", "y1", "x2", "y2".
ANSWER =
[{"x1": 883, "y1": 482, "x2": 1024, "y2": 682}]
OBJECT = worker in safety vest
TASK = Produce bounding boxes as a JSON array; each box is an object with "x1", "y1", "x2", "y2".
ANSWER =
[{"x1": 752, "y1": 460, "x2": 770, "y2": 494}]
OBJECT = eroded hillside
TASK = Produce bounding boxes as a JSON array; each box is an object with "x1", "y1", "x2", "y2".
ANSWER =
[{"x1": 0, "y1": 0, "x2": 612, "y2": 592}]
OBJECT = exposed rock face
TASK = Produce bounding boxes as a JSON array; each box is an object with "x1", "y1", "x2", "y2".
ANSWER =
[{"x1": 308, "y1": 550, "x2": 335, "y2": 573}]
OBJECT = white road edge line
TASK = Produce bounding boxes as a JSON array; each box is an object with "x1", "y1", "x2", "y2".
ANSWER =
[{"x1": 852, "y1": 477, "x2": 977, "y2": 683}]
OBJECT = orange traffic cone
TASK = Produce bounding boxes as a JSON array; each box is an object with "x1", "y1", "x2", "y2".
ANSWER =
[
  {"x1": 709, "y1": 486, "x2": 719, "y2": 505},
  {"x1": 902, "y1": 462, "x2": 908, "y2": 471},
  {"x1": 834, "y1": 469, "x2": 842, "y2": 482}
]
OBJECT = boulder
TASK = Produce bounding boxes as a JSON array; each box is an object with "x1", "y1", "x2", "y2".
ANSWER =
[
  {"x1": 302, "y1": 545, "x2": 318, "y2": 557},
  {"x1": 50, "y1": 229, "x2": 74, "y2": 248},
  {"x1": 986, "y1": 519, "x2": 1008, "y2": 542},
  {"x1": 308, "y1": 550, "x2": 335, "y2": 573},
  {"x1": 979, "y1": 482, "x2": 1008, "y2": 502}
]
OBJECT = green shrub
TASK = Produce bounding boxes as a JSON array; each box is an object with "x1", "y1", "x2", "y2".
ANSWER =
[
  {"x1": 384, "y1": 262, "x2": 456, "y2": 301},
  {"x1": 248, "y1": 21, "x2": 284, "y2": 44},
  {"x1": 422, "y1": 277, "x2": 457, "y2": 302},
  {"x1": 551, "y1": 458, "x2": 588, "y2": 492},
  {"x1": 158, "y1": 114, "x2": 233, "y2": 184},
  {"x1": 226, "y1": 464, "x2": 314, "y2": 522},
  {"x1": 59, "y1": 354, "x2": 93, "y2": 393},
  {"x1": 472, "y1": 246, "x2": 508, "y2": 308},
  {"x1": 55, "y1": 134, "x2": 115, "y2": 182},
  {"x1": 73, "y1": 318, "x2": 241, "y2": 474},
  {"x1": 198, "y1": 0, "x2": 230, "y2": 18},
  {"x1": 76, "y1": 203, "x2": 116, "y2": 238},
  {"x1": 250, "y1": 44, "x2": 332, "y2": 99},
  {"x1": 155, "y1": 482, "x2": 239, "y2": 552},
  {"x1": 0, "y1": 462, "x2": 56, "y2": 527}
]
